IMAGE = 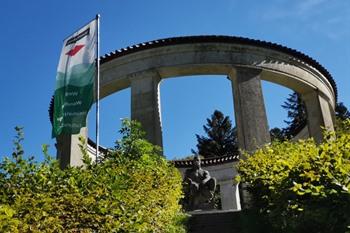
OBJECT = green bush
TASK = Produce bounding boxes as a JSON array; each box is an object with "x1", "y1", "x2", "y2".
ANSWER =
[
  {"x1": 0, "y1": 121, "x2": 186, "y2": 232},
  {"x1": 237, "y1": 119, "x2": 350, "y2": 233}
]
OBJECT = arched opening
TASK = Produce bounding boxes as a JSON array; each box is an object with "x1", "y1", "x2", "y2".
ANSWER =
[
  {"x1": 87, "y1": 88, "x2": 131, "y2": 149},
  {"x1": 61, "y1": 35, "x2": 336, "y2": 169},
  {"x1": 261, "y1": 81, "x2": 294, "y2": 131},
  {"x1": 160, "y1": 75, "x2": 235, "y2": 160}
]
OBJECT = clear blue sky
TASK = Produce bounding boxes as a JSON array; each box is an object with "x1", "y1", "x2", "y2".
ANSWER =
[{"x1": 0, "y1": 0, "x2": 349, "y2": 161}]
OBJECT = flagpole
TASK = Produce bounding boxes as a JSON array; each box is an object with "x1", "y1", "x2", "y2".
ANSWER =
[{"x1": 95, "y1": 14, "x2": 100, "y2": 162}]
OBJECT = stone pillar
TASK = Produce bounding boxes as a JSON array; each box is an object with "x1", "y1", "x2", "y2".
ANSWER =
[
  {"x1": 229, "y1": 67, "x2": 270, "y2": 210},
  {"x1": 229, "y1": 67, "x2": 271, "y2": 154},
  {"x1": 302, "y1": 90, "x2": 334, "y2": 143},
  {"x1": 130, "y1": 70, "x2": 163, "y2": 148},
  {"x1": 232, "y1": 182, "x2": 241, "y2": 210},
  {"x1": 220, "y1": 181, "x2": 241, "y2": 210},
  {"x1": 56, "y1": 127, "x2": 87, "y2": 169}
]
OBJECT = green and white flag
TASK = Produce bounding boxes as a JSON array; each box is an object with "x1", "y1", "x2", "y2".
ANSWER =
[{"x1": 53, "y1": 19, "x2": 97, "y2": 137}]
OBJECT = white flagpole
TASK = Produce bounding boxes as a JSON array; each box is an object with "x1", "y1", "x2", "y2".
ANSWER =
[{"x1": 95, "y1": 14, "x2": 100, "y2": 162}]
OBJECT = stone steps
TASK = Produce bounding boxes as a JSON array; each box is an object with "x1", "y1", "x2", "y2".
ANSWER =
[{"x1": 187, "y1": 210, "x2": 243, "y2": 233}]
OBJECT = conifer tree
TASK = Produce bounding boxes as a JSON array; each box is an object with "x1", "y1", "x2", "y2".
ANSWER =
[
  {"x1": 335, "y1": 102, "x2": 350, "y2": 120},
  {"x1": 274, "y1": 92, "x2": 349, "y2": 140},
  {"x1": 269, "y1": 127, "x2": 285, "y2": 141},
  {"x1": 192, "y1": 110, "x2": 239, "y2": 158},
  {"x1": 281, "y1": 92, "x2": 307, "y2": 138}
]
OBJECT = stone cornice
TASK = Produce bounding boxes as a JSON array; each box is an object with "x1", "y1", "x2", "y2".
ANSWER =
[
  {"x1": 172, "y1": 155, "x2": 239, "y2": 168},
  {"x1": 100, "y1": 35, "x2": 337, "y2": 101}
]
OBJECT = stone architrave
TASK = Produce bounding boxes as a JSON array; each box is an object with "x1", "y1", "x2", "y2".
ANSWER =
[
  {"x1": 130, "y1": 70, "x2": 163, "y2": 148},
  {"x1": 55, "y1": 36, "x2": 337, "y2": 168},
  {"x1": 229, "y1": 67, "x2": 271, "y2": 154},
  {"x1": 302, "y1": 90, "x2": 335, "y2": 143}
]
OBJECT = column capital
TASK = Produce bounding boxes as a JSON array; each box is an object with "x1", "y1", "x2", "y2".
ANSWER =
[
  {"x1": 128, "y1": 69, "x2": 162, "y2": 83},
  {"x1": 228, "y1": 66, "x2": 263, "y2": 81}
]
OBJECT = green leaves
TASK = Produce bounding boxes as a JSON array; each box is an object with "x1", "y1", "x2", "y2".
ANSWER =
[
  {"x1": 193, "y1": 110, "x2": 239, "y2": 158},
  {"x1": 237, "y1": 120, "x2": 350, "y2": 232},
  {"x1": 0, "y1": 121, "x2": 186, "y2": 232}
]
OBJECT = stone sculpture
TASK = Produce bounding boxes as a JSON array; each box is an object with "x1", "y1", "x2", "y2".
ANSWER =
[{"x1": 183, "y1": 156, "x2": 216, "y2": 211}]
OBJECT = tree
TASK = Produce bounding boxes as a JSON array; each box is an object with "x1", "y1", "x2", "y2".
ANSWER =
[
  {"x1": 0, "y1": 121, "x2": 186, "y2": 232},
  {"x1": 192, "y1": 110, "x2": 239, "y2": 158},
  {"x1": 269, "y1": 127, "x2": 285, "y2": 141},
  {"x1": 281, "y1": 92, "x2": 307, "y2": 138},
  {"x1": 272, "y1": 93, "x2": 350, "y2": 141},
  {"x1": 335, "y1": 102, "x2": 350, "y2": 120},
  {"x1": 237, "y1": 120, "x2": 350, "y2": 233},
  {"x1": 278, "y1": 92, "x2": 350, "y2": 140}
]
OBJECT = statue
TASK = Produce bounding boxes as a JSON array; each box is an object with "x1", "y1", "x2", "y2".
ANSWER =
[{"x1": 182, "y1": 156, "x2": 216, "y2": 211}]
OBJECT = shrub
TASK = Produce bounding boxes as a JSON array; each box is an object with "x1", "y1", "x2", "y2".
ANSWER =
[
  {"x1": 0, "y1": 120, "x2": 186, "y2": 232},
  {"x1": 237, "y1": 120, "x2": 350, "y2": 233}
]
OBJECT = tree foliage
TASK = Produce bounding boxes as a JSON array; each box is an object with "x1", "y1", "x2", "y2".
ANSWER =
[
  {"x1": 269, "y1": 127, "x2": 285, "y2": 142},
  {"x1": 272, "y1": 91, "x2": 350, "y2": 141},
  {"x1": 0, "y1": 120, "x2": 186, "y2": 233},
  {"x1": 336, "y1": 102, "x2": 350, "y2": 121},
  {"x1": 237, "y1": 120, "x2": 350, "y2": 233},
  {"x1": 193, "y1": 110, "x2": 238, "y2": 158},
  {"x1": 270, "y1": 92, "x2": 307, "y2": 140},
  {"x1": 281, "y1": 92, "x2": 307, "y2": 135}
]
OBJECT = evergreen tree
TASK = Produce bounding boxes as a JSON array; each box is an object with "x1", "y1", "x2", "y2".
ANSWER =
[
  {"x1": 335, "y1": 102, "x2": 350, "y2": 120},
  {"x1": 192, "y1": 110, "x2": 239, "y2": 158},
  {"x1": 273, "y1": 92, "x2": 349, "y2": 141},
  {"x1": 281, "y1": 92, "x2": 307, "y2": 138},
  {"x1": 269, "y1": 127, "x2": 285, "y2": 141}
]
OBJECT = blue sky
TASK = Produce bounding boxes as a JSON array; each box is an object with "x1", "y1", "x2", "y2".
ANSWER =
[{"x1": 0, "y1": 0, "x2": 349, "y2": 161}]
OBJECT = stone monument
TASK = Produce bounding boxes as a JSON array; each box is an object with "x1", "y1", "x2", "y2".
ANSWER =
[{"x1": 182, "y1": 156, "x2": 216, "y2": 211}]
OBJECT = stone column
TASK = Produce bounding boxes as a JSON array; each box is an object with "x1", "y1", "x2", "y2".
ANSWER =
[
  {"x1": 219, "y1": 180, "x2": 241, "y2": 210},
  {"x1": 232, "y1": 182, "x2": 241, "y2": 210},
  {"x1": 56, "y1": 127, "x2": 87, "y2": 169},
  {"x1": 302, "y1": 90, "x2": 334, "y2": 143},
  {"x1": 229, "y1": 67, "x2": 270, "y2": 210},
  {"x1": 229, "y1": 67, "x2": 271, "y2": 154},
  {"x1": 130, "y1": 70, "x2": 163, "y2": 148}
]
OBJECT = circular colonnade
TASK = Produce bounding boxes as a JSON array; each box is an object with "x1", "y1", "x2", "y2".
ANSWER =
[{"x1": 55, "y1": 35, "x2": 337, "y2": 170}]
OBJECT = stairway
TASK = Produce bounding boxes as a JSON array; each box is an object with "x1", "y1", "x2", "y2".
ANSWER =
[{"x1": 187, "y1": 210, "x2": 243, "y2": 233}]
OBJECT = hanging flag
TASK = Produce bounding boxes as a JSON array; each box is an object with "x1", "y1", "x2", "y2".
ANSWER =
[{"x1": 53, "y1": 19, "x2": 97, "y2": 137}]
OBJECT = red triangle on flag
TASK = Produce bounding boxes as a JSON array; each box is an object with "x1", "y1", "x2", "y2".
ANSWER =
[{"x1": 66, "y1": 44, "x2": 85, "y2": 56}]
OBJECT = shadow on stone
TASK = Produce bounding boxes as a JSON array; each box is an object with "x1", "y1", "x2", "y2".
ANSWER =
[{"x1": 187, "y1": 209, "x2": 271, "y2": 233}]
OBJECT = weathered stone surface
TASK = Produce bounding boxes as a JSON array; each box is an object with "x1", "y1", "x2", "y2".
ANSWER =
[
  {"x1": 187, "y1": 210, "x2": 243, "y2": 233},
  {"x1": 56, "y1": 36, "x2": 336, "y2": 171},
  {"x1": 187, "y1": 209, "x2": 271, "y2": 233},
  {"x1": 302, "y1": 90, "x2": 335, "y2": 143},
  {"x1": 183, "y1": 157, "x2": 217, "y2": 211},
  {"x1": 229, "y1": 67, "x2": 271, "y2": 153},
  {"x1": 130, "y1": 71, "x2": 163, "y2": 148},
  {"x1": 100, "y1": 40, "x2": 336, "y2": 110},
  {"x1": 177, "y1": 161, "x2": 241, "y2": 211},
  {"x1": 56, "y1": 127, "x2": 88, "y2": 169}
]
